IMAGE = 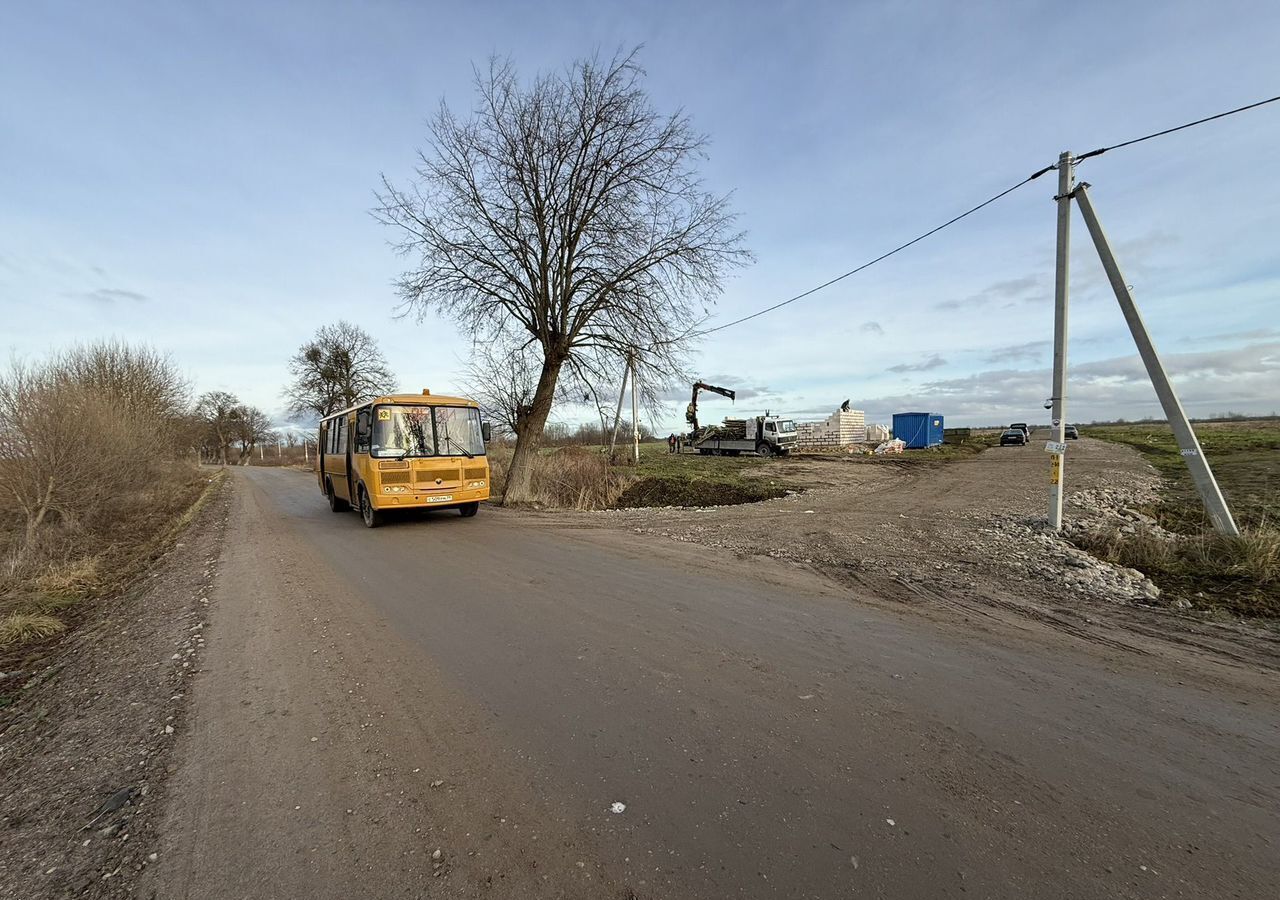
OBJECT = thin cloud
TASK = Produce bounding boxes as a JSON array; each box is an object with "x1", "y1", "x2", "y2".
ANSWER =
[
  {"x1": 1180, "y1": 327, "x2": 1278, "y2": 344},
  {"x1": 860, "y1": 321, "x2": 884, "y2": 336},
  {"x1": 986, "y1": 340, "x2": 1050, "y2": 363},
  {"x1": 936, "y1": 275, "x2": 1043, "y2": 311},
  {"x1": 79, "y1": 288, "x2": 148, "y2": 304},
  {"x1": 887, "y1": 354, "x2": 946, "y2": 373}
]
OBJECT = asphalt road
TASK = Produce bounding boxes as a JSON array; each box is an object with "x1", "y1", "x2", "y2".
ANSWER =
[{"x1": 151, "y1": 466, "x2": 1279, "y2": 899}]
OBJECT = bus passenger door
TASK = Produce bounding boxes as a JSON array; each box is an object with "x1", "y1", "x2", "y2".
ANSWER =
[{"x1": 330, "y1": 415, "x2": 352, "y2": 501}]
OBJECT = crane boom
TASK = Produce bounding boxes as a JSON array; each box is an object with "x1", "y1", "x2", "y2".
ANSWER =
[{"x1": 685, "y1": 381, "x2": 736, "y2": 434}]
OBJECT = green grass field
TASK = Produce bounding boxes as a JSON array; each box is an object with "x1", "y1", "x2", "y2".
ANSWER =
[
  {"x1": 1083, "y1": 420, "x2": 1278, "y2": 530},
  {"x1": 613, "y1": 443, "x2": 796, "y2": 507}
]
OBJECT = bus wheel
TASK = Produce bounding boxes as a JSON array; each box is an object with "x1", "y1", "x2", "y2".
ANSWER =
[
  {"x1": 458, "y1": 501, "x2": 479, "y2": 518},
  {"x1": 327, "y1": 480, "x2": 349, "y2": 512},
  {"x1": 359, "y1": 488, "x2": 382, "y2": 528}
]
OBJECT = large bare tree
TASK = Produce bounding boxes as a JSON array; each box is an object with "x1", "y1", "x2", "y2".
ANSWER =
[
  {"x1": 375, "y1": 49, "x2": 749, "y2": 503},
  {"x1": 286, "y1": 321, "x2": 397, "y2": 419}
]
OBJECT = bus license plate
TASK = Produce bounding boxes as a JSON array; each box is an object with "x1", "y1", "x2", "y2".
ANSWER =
[{"x1": 426, "y1": 494, "x2": 453, "y2": 503}]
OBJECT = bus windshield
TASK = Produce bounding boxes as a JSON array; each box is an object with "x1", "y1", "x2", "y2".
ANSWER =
[{"x1": 371, "y1": 405, "x2": 485, "y2": 458}]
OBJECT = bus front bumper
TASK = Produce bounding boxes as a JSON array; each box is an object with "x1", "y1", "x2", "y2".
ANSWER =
[{"x1": 372, "y1": 485, "x2": 490, "y2": 510}]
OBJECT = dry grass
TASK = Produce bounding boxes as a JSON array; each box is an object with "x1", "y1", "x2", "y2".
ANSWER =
[
  {"x1": 33, "y1": 556, "x2": 101, "y2": 598},
  {"x1": 0, "y1": 466, "x2": 211, "y2": 650},
  {"x1": 488, "y1": 446, "x2": 633, "y2": 510},
  {"x1": 1185, "y1": 529, "x2": 1280, "y2": 584},
  {"x1": 0, "y1": 612, "x2": 66, "y2": 646},
  {"x1": 1075, "y1": 525, "x2": 1280, "y2": 617}
]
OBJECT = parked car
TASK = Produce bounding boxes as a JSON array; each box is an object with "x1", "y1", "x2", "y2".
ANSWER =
[
  {"x1": 1064, "y1": 425, "x2": 1080, "y2": 439},
  {"x1": 1000, "y1": 428, "x2": 1028, "y2": 446},
  {"x1": 1009, "y1": 422, "x2": 1031, "y2": 438}
]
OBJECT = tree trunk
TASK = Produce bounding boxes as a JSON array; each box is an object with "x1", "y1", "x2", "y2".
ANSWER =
[
  {"x1": 16, "y1": 476, "x2": 55, "y2": 564},
  {"x1": 502, "y1": 354, "x2": 564, "y2": 505}
]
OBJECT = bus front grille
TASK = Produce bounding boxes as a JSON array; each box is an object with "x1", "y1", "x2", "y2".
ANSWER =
[
  {"x1": 414, "y1": 468, "x2": 461, "y2": 487},
  {"x1": 464, "y1": 466, "x2": 487, "y2": 480}
]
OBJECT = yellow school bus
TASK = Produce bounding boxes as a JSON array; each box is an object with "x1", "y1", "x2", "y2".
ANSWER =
[{"x1": 316, "y1": 390, "x2": 492, "y2": 528}]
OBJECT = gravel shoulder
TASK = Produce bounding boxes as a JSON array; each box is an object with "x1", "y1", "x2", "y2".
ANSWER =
[{"x1": 0, "y1": 475, "x2": 230, "y2": 899}]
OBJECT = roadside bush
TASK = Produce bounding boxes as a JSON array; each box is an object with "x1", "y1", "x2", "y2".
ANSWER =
[{"x1": 0, "y1": 342, "x2": 197, "y2": 650}]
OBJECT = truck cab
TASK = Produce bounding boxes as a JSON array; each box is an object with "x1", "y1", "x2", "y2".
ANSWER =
[{"x1": 752, "y1": 416, "x2": 797, "y2": 455}]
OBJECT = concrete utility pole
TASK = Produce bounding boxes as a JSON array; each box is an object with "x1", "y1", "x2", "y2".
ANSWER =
[
  {"x1": 630, "y1": 350, "x2": 640, "y2": 465},
  {"x1": 1047, "y1": 151, "x2": 1073, "y2": 531},
  {"x1": 1073, "y1": 182, "x2": 1240, "y2": 536},
  {"x1": 607, "y1": 356, "x2": 631, "y2": 460}
]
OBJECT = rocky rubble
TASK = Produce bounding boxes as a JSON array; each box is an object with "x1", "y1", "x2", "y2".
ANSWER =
[{"x1": 981, "y1": 516, "x2": 1162, "y2": 603}]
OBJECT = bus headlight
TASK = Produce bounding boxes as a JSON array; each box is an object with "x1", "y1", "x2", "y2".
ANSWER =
[{"x1": 468, "y1": 480, "x2": 486, "y2": 488}]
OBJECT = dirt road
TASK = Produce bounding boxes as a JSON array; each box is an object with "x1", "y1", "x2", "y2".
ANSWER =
[{"x1": 148, "y1": 463, "x2": 1279, "y2": 899}]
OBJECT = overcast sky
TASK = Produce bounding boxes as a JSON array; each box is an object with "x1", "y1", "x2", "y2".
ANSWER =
[{"x1": 2, "y1": 0, "x2": 1277, "y2": 430}]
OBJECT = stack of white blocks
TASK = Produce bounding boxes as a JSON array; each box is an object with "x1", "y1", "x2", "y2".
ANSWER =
[{"x1": 795, "y1": 409, "x2": 867, "y2": 449}]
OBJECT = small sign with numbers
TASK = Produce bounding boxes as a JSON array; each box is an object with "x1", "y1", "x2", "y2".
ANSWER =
[{"x1": 1044, "y1": 440, "x2": 1067, "y2": 455}]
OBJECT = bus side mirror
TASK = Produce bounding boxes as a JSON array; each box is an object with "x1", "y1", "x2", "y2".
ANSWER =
[
  {"x1": 356, "y1": 409, "x2": 371, "y2": 434},
  {"x1": 481, "y1": 422, "x2": 492, "y2": 443}
]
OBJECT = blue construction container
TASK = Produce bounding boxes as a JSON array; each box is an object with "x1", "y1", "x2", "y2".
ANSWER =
[{"x1": 892, "y1": 412, "x2": 944, "y2": 449}]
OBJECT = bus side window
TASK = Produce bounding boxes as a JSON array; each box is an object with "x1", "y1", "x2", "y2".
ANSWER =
[
  {"x1": 354, "y1": 408, "x2": 371, "y2": 454},
  {"x1": 336, "y1": 416, "x2": 347, "y2": 453},
  {"x1": 319, "y1": 424, "x2": 327, "y2": 455}
]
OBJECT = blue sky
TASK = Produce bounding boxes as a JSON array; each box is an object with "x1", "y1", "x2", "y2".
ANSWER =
[{"x1": 2, "y1": 0, "x2": 1277, "y2": 430}]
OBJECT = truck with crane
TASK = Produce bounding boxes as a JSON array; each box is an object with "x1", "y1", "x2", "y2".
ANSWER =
[{"x1": 683, "y1": 381, "x2": 798, "y2": 457}]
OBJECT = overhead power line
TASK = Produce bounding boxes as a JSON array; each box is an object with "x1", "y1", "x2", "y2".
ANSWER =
[
  {"x1": 695, "y1": 164, "x2": 1055, "y2": 337},
  {"x1": 1075, "y1": 94, "x2": 1280, "y2": 162},
  {"x1": 697, "y1": 93, "x2": 1280, "y2": 338}
]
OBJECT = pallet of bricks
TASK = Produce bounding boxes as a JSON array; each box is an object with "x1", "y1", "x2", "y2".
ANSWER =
[{"x1": 795, "y1": 409, "x2": 866, "y2": 450}]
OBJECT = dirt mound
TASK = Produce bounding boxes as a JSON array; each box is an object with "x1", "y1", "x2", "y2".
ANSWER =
[{"x1": 614, "y1": 476, "x2": 790, "y2": 509}]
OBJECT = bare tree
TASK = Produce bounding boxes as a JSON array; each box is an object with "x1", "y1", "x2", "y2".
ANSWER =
[
  {"x1": 375, "y1": 49, "x2": 749, "y2": 503},
  {"x1": 458, "y1": 339, "x2": 540, "y2": 440},
  {"x1": 232, "y1": 406, "x2": 275, "y2": 464},
  {"x1": 286, "y1": 321, "x2": 397, "y2": 418},
  {"x1": 195, "y1": 391, "x2": 241, "y2": 465}
]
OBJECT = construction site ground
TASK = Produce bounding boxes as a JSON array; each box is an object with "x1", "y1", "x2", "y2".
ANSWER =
[{"x1": 580, "y1": 436, "x2": 1279, "y2": 673}]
